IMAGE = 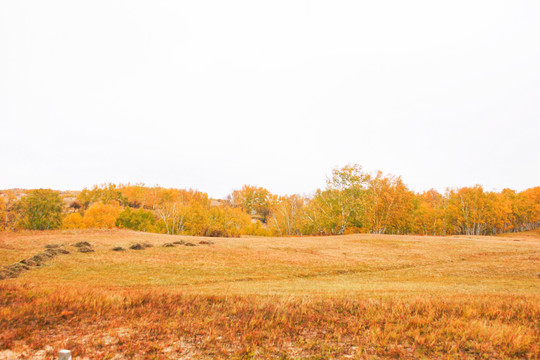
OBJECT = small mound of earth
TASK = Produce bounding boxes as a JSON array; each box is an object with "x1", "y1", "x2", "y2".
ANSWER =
[
  {"x1": 199, "y1": 240, "x2": 214, "y2": 245},
  {"x1": 42, "y1": 249, "x2": 55, "y2": 257},
  {"x1": 162, "y1": 243, "x2": 175, "y2": 247},
  {"x1": 20, "y1": 258, "x2": 40, "y2": 267},
  {"x1": 45, "y1": 244, "x2": 61, "y2": 249},
  {"x1": 28, "y1": 254, "x2": 45, "y2": 264},
  {"x1": 184, "y1": 242, "x2": 197, "y2": 247},
  {"x1": 21, "y1": 249, "x2": 71, "y2": 268},
  {"x1": 40, "y1": 249, "x2": 65, "y2": 259},
  {"x1": 112, "y1": 247, "x2": 125, "y2": 251},
  {"x1": 142, "y1": 242, "x2": 153, "y2": 248},
  {"x1": 5, "y1": 263, "x2": 29, "y2": 274},
  {"x1": 0, "y1": 264, "x2": 28, "y2": 279},
  {"x1": 173, "y1": 240, "x2": 185, "y2": 245},
  {"x1": 74, "y1": 241, "x2": 91, "y2": 248},
  {"x1": 0, "y1": 245, "x2": 70, "y2": 280},
  {"x1": 78, "y1": 246, "x2": 94, "y2": 253},
  {"x1": 130, "y1": 243, "x2": 145, "y2": 250}
]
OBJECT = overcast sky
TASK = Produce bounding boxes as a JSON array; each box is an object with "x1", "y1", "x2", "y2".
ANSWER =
[{"x1": 1, "y1": 1, "x2": 539, "y2": 198}]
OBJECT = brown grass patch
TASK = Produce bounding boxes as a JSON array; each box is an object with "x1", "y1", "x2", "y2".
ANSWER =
[{"x1": 0, "y1": 229, "x2": 538, "y2": 358}]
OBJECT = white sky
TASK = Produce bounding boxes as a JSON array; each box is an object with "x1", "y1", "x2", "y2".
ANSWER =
[{"x1": 1, "y1": 1, "x2": 539, "y2": 198}]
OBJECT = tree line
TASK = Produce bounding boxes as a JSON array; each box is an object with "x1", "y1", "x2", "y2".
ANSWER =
[{"x1": 1, "y1": 165, "x2": 538, "y2": 236}]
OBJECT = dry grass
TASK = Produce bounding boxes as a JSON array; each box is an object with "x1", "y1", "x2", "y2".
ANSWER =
[{"x1": 0, "y1": 229, "x2": 539, "y2": 359}]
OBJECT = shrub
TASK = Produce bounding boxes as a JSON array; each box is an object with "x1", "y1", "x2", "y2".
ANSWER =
[
  {"x1": 82, "y1": 202, "x2": 121, "y2": 229},
  {"x1": 63, "y1": 213, "x2": 84, "y2": 229},
  {"x1": 116, "y1": 207, "x2": 156, "y2": 232}
]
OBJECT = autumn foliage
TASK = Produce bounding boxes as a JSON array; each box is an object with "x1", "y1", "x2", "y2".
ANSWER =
[{"x1": 0, "y1": 165, "x2": 538, "y2": 236}]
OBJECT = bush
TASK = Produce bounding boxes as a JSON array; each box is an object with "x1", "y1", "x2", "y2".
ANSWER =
[
  {"x1": 82, "y1": 202, "x2": 121, "y2": 229},
  {"x1": 63, "y1": 213, "x2": 84, "y2": 230},
  {"x1": 116, "y1": 207, "x2": 156, "y2": 232}
]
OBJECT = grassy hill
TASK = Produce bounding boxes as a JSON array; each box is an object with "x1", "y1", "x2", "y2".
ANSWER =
[{"x1": 1, "y1": 230, "x2": 539, "y2": 359}]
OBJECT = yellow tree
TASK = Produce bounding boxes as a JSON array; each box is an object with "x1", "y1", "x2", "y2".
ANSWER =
[
  {"x1": 205, "y1": 206, "x2": 251, "y2": 237},
  {"x1": 153, "y1": 188, "x2": 187, "y2": 235},
  {"x1": 77, "y1": 183, "x2": 126, "y2": 209},
  {"x1": 267, "y1": 194, "x2": 306, "y2": 236},
  {"x1": 412, "y1": 189, "x2": 448, "y2": 235},
  {"x1": 119, "y1": 183, "x2": 150, "y2": 208},
  {"x1": 366, "y1": 172, "x2": 414, "y2": 234},
  {"x1": 183, "y1": 202, "x2": 210, "y2": 236},
  {"x1": 82, "y1": 201, "x2": 122, "y2": 229},
  {"x1": 0, "y1": 190, "x2": 23, "y2": 231},
  {"x1": 228, "y1": 185, "x2": 271, "y2": 222},
  {"x1": 506, "y1": 187, "x2": 540, "y2": 232},
  {"x1": 0, "y1": 195, "x2": 5, "y2": 231},
  {"x1": 522, "y1": 187, "x2": 540, "y2": 230},
  {"x1": 446, "y1": 186, "x2": 494, "y2": 235},
  {"x1": 484, "y1": 191, "x2": 512, "y2": 234},
  {"x1": 153, "y1": 188, "x2": 210, "y2": 235},
  {"x1": 317, "y1": 165, "x2": 371, "y2": 234},
  {"x1": 63, "y1": 212, "x2": 84, "y2": 230},
  {"x1": 303, "y1": 189, "x2": 342, "y2": 235}
]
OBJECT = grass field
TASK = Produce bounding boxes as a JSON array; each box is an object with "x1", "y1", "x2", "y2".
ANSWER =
[{"x1": 1, "y1": 229, "x2": 539, "y2": 359}]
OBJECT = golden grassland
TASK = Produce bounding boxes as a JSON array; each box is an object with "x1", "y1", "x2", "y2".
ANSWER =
[{"x1": 0, "y1": 229, "x2": 539, "y2": 359}]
